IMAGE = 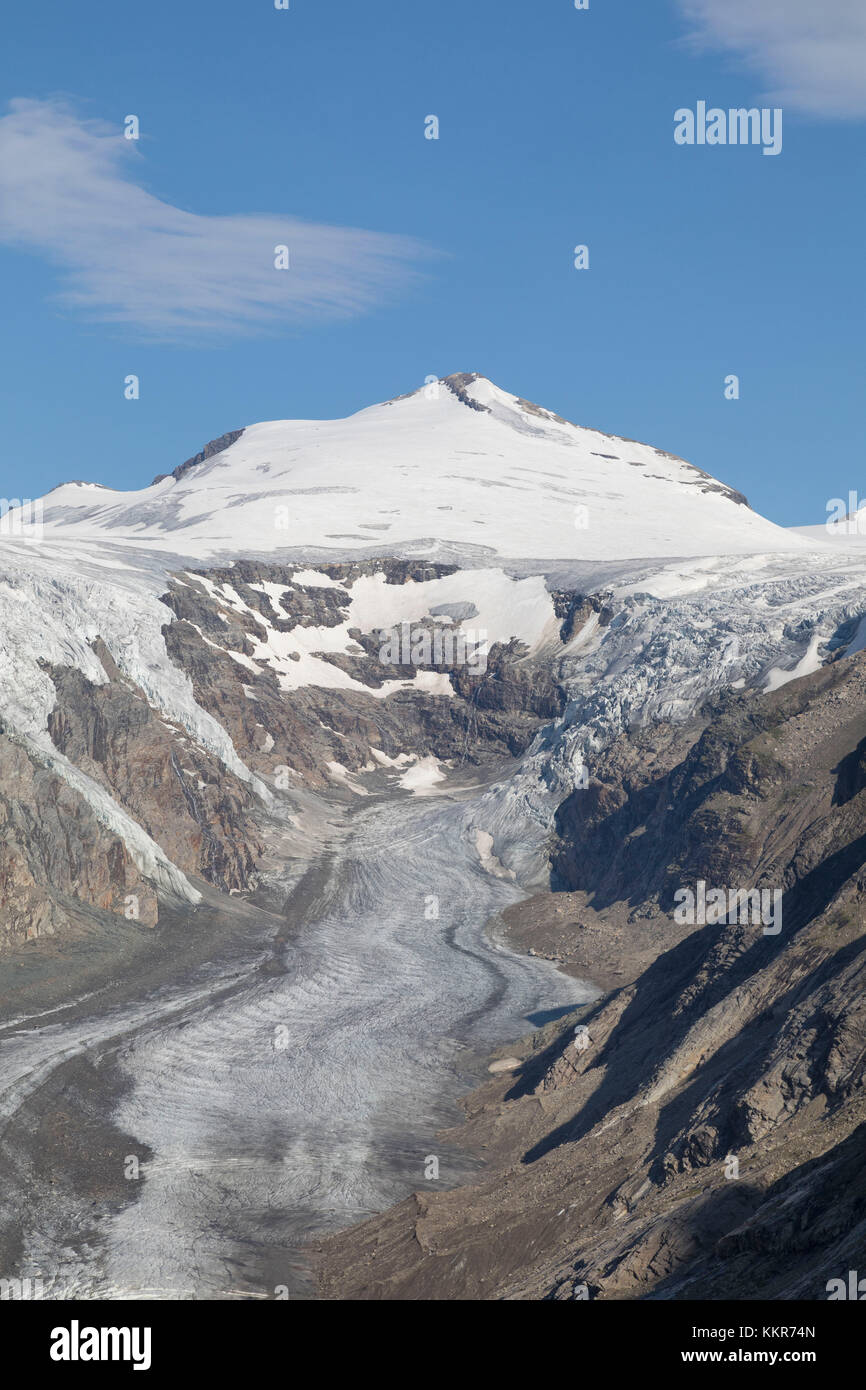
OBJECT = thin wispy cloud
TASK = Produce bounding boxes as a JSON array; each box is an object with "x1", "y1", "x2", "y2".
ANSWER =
[
  {"x1": 675, "y1": 0, "x2": 866, "y2": 117},
  {"x1": 0, "y1": 98, "x2": 429, "y2": 340}
]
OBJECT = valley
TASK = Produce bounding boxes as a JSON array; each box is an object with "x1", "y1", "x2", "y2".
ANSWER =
[{"x1": 2, "y1": 373, "x2": 865, "y2": 1301}]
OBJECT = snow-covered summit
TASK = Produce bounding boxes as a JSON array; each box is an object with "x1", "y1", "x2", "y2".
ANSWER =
[{"x1": 17, "y1": 373, "x2": 804, "y2": 563}]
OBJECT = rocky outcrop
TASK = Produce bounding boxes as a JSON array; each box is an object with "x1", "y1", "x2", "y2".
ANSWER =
[
  {"x1": 151, "y1": 429, "x2": 244, "y2": 485},
  {"x1": 160, "y1": 561, "x2": 571, "y2": 790},
  {"x1": 0, "y1": 732, "x2": 157, "y2": 949},
  {"x1": 45, "y1": 639, "x2": 263, "y2": 894},
  {"x1": 0, "y1": 629, "x2": 268, "y2": 953}
]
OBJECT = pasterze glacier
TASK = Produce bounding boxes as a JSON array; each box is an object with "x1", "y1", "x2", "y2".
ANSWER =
[{"x1": 1, "y1": 373, "x2": 865, "y2": 1305}]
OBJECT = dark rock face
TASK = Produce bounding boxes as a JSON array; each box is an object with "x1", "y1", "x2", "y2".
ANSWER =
[
  {"x1": 45, "y1": 639, "x2": 262, "y2": 894},
  {"x1": 440, "y1": 373, "x2": 492, "y2": 413},
  {"x1": 151, "y1": 430, "x2": 244, "y2": 486},
  {"x1": 550, "y1": 589, "x2": 612, "y2": 643},
  {"x1": 0, "y1": 732, "x2": 157, "y2": 948},
  {"x1": 314, "y1": 651, "x2": 866, "y2": 1301},
  {"x1": 553, "y1": 656, "x2": 866, "y2": 923},
  {"x1": 0, "y1": 623, "x2": 267, "y2": 953}
]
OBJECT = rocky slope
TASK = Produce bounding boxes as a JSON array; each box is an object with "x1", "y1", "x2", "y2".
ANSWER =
[
  {"x1": 314, "y1": 650, "x2": 866, "y2": 1299},
  {"x1": 160, "y1": 559, "x2": 570, "y2": 788},
  {"x1": 0, "y1": 731, "x2": 158, "y2": 949},
  {"x1": 0, "y1": 545, "x2": 580, "y2": 949}
]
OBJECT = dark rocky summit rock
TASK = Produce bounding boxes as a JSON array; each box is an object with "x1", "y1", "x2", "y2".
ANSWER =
[{"x1": 151, "y1": 429, "x2": 244, "y2": 485}]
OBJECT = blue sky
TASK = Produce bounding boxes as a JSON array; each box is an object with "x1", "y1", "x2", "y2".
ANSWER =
[{"x1": 0, "y1": 0, "x2": 863, "y2": 526}]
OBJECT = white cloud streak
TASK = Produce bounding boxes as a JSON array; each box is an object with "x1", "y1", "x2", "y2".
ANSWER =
[
  {"x1": 0, "y1": 98, "x2": 429, "y2": 339},
  {"x1": 675, "y1": 0, "x2": 866, "y2": 117}
]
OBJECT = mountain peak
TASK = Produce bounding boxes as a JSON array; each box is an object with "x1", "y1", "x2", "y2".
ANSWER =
[{"x1": 21, "y1": 374, "x2": 802, "y2": 564}]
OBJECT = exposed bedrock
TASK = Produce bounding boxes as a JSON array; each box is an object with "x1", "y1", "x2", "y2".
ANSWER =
[
  {"x1": 45, "y1": 639, "x2": 263, "y2": 896},
  {"x1": 160, "y1": 560, "x2": 574, "y2": 789},
  {"x1": 0, "y1": 732, "x2": 158, "y2": 949}
]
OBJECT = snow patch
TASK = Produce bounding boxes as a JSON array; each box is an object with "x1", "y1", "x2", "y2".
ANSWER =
[
  {"x1": 764, "y1": 632, "x2": 823, "y2": 692},
  {"x1": 398, "y1": 756, "x2": 446, "y2": 794}
]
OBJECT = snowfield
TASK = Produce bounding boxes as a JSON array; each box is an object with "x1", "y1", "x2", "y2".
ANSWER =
[
  {"x1": 178, "y1": 566, "x2": 556, "y2": 697},
  {"x1": 9, "y1": 373, "x2": 809, "y2": 562}
]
